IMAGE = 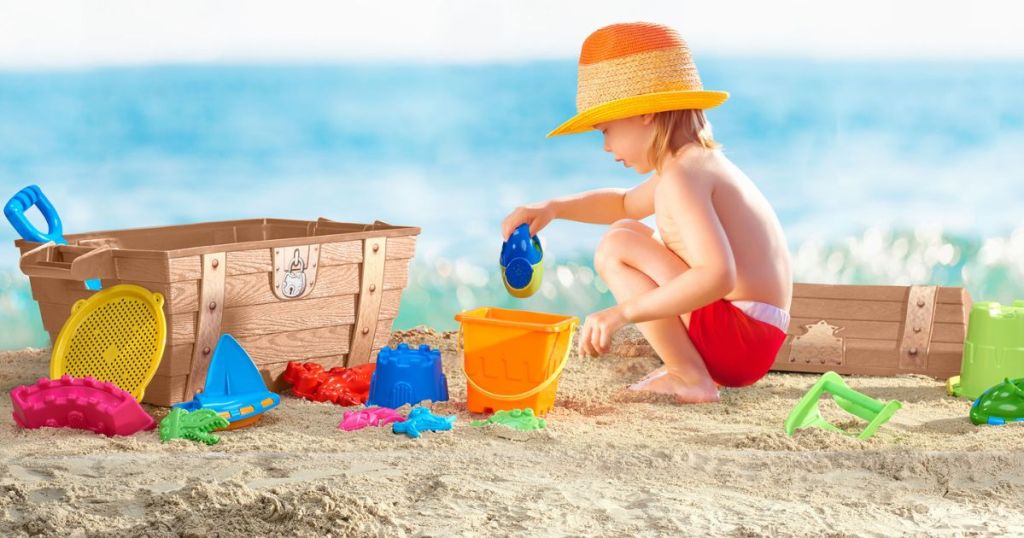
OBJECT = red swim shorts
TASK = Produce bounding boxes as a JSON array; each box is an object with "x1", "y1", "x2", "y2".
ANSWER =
[{"x1": 686, "y1": 299, "x2": 788, "y2": 388}]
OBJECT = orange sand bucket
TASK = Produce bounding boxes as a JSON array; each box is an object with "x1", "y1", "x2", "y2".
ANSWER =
[{"x1": 455, "y1": 307, "x2": 578, "y2": 416}]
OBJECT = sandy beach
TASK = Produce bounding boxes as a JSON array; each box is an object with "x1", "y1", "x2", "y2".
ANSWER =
[{"x1": 1, "y1": 325, "x2": 1022, "y2": 537}]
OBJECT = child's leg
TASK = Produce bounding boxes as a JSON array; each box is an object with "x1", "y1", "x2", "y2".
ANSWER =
[{"x1": 594, "y1": 220, "x2": 719, "y2": 403}]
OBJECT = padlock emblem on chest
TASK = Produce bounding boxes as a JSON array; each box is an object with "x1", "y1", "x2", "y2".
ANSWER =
[
  {"x1": 281, "y1": 250, "x2": 307, "y2": 298},
  {"x1": 272, "y1": 244, "x2": 321, "y2": 300}
]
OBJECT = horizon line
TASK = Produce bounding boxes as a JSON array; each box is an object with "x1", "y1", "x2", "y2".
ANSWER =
[{"x1": 2, "y1": 53, "x2": 1023, "y2": 73}]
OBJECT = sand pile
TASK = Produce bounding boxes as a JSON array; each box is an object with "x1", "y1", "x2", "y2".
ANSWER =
[{"x1": 1, "y1": 326, "x2": 1023, "y2": 537}]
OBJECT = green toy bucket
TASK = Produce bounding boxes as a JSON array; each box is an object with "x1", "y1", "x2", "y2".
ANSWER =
[{"x1": 948, "y1": 300, "x2": 1024, "y2": 400}]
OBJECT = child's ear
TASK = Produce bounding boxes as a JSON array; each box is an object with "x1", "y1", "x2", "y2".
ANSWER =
[{"x1": 641, "y1": 113, "x2": 655, "y2": 125}]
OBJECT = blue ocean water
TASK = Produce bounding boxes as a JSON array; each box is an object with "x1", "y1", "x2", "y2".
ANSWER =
[{"x1": 1, "y1": 59, "x2": 1023, "y2": 350}]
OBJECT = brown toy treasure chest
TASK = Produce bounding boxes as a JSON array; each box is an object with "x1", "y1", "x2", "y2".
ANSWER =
[
  {"x1": 15, "y1": 218, "x2": 419, "y2": 406},
  {"x1": 771, "y1": 283, "x2": 971, "y2": 379}
]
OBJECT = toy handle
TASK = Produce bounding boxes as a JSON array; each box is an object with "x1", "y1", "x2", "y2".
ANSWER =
[
  {"x1": 19, "y1": 242, "x2": 114, "y2": 282},
  {"x1": 500, "y1": 222, "x2": 543, "y2": 266},
  {"x1": 4, "y1": 185, "x2": 65, "y2": 244},
  {"x1": 459, "y1": 321, "x2": 576, "y2": 401}
]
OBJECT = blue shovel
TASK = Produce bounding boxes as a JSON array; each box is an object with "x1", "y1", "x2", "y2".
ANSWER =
[{"x1": 4, "y1": 185, "x2": 102, "y2": 291}]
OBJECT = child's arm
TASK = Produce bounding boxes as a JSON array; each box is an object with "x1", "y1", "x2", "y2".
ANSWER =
[
  {"x1": 502, "y1": 176, "x2": 657, "y2": 239},
  {"x1": 579, "y1": 172, "x2": 736, "y2": 357}
]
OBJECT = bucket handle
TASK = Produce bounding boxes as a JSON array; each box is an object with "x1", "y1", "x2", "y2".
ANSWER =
[{"x1": 459, "y1": 322, "x2": 577, "y2": 401}]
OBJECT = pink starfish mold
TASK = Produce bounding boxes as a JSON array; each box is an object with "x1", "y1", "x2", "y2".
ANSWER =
[{"x1": 338, "y1": 406, "x2": 407, "y2": 432}]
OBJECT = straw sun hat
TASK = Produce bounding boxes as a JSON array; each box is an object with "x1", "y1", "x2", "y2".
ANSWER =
[{"x1": 548, "y1": 22, "x2": 728, "y2": 137}]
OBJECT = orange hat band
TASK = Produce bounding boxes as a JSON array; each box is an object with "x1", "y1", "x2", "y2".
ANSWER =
[{"x1": 576, "y1": 47, "x2": 704, "y2": 113}]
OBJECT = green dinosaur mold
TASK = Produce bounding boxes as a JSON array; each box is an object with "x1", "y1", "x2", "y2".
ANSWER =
[
  {"x1": 159, "y1": 408, "x2": 230, "y2": 445},
  {"x1": 471, "y1": 408, "x2": 547, "y2": 431},
  {"x1": 970, "y1": 377, "x2": 1024, "y2": 426}
]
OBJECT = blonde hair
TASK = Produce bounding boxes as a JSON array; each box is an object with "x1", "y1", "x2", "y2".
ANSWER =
[{"x1": 647, "y1": 109, "x2": 720, "y2": 174}]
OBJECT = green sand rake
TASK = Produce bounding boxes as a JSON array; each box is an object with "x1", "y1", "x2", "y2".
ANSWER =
[{"x1": 784, "y1": 371, "x2": 903, "y2": 440}]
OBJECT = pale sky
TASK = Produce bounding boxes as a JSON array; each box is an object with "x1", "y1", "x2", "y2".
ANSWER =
[{"x1": 1, "y1": 0, "x2": 1022, "y2": 68}]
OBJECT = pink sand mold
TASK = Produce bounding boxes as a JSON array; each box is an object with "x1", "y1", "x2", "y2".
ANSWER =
[
  {"x1": 338, "y1": 406, "x2": 406, "y2": 432},
  {"x1": 10, "y1": 375, "x2": 156, "y2": 437}
]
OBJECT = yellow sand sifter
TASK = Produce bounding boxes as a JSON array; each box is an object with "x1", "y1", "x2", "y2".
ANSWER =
[{"x1": 50, "y1": 284, "x2": 167, "y2": 402}]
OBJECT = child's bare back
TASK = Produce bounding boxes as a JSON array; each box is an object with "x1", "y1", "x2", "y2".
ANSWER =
[{"x1": 654, "y1": 144, "x2": 792, "y2": 313}]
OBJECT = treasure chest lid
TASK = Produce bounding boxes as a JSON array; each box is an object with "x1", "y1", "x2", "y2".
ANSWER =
[{"x1": 14, "y1": 217, "x2": 420, "y2": 258}]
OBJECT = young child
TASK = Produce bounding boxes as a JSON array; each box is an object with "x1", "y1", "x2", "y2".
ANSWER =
[{"x1": 501, "y1": 22, "x2": 792, "y2": 403}]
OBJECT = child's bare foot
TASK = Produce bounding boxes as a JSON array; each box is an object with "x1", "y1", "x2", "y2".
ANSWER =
[
  {"x1": 633, "y1": 365, "x2": 667, "y2": 385},
  {"x1": 628, "y1": 369, "x2": 720, "y2": 403}
]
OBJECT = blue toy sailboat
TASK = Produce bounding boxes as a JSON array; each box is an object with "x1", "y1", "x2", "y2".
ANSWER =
[{"x1": 173, "y1": 334, "x2": 280, "y2": 429}]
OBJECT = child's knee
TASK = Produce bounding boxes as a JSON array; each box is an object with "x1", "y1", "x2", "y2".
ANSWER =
[
  {"x1": 609, "y1": 218, "x2": 653, "y2": 236},
  {"x1": 594, "y1": 227, "x2": 635, "y2": 274}
]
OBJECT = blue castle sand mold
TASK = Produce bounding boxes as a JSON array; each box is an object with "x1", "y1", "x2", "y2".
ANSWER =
[{"x1": 368, "y1": 344, "x2": 449, "y2": 409}]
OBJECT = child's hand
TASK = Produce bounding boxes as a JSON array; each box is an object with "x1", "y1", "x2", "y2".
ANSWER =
[
  {"x1": 578, "y1": 305, "x2": 628, "y2": 358},
  {"x1": 501, "y1": 202, "x2": 556, "y2": 240}
]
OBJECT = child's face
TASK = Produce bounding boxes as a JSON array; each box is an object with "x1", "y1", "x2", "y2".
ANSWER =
[{"x1": 595, "y1": 114, "x2": 655, "y2": 174}]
